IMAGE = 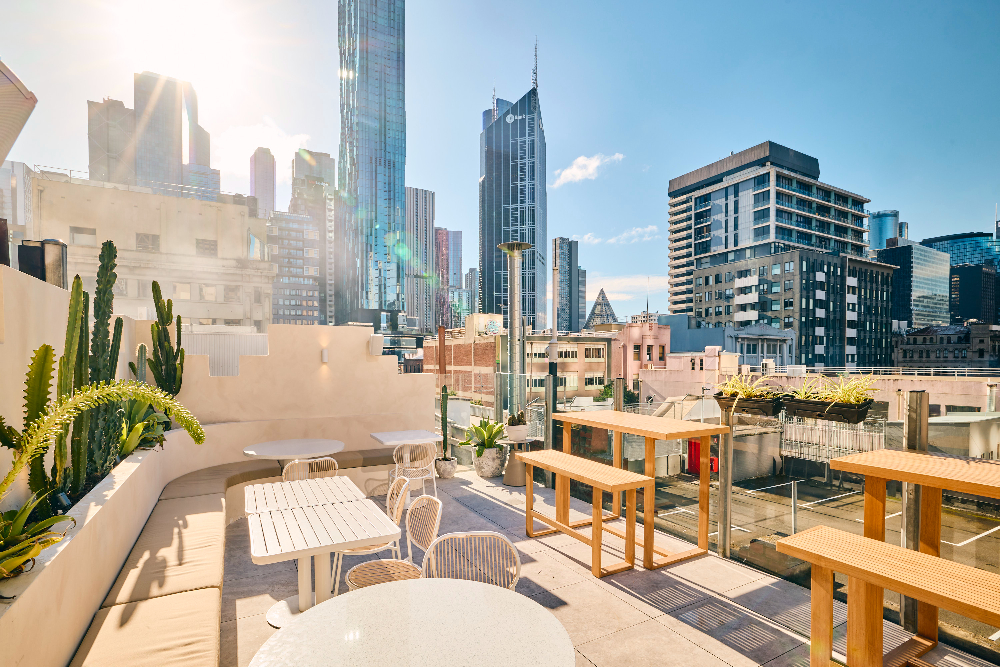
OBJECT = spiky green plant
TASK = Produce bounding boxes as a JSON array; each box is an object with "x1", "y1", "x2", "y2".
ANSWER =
[
  {"x1": 118, "y1": 400, "x2": 169, "y2": 457},
  {"x1": 24, "y1": 344, "x2": 55, "y2": 500},
  {"x1": 70, "y1": 291, "x2": 90, "y2": 496},
  {"x1": 459, "y1": 418, "x2": 506, "y2": 458},
  {"x1": 0, "y1": 492, "x2": 76, "y2": 580},
  {"x1": 129, "y1": 344, "x2": 148, "y2": 383},
  {"x1": 148, "y1": 281, "x2": 184, "y2": 396},
  {"x1": 0, "y1": 380, "x2": 205, "y2": 505},
  {"x1": 88, "y1": 242, "x2": 124, "y2": 473}
]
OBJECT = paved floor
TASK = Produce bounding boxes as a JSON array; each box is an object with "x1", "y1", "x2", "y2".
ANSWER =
[{"x1": 221, "y1": 467, "x2": 994, "y2": 667}]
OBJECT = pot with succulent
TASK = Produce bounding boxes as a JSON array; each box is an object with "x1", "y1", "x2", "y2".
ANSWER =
[
  {"x1": 459, "y1": 418, "x2": 506, "y2": 478},
  {"x1": 781, "y1": 375, "x2": 876, "y2": 424},
  {"x1": 505, "y1": 410, "x2": 529, "y2": 443},
  {"x1": 714, "y1": 374, "x2": 783, "y2": 416},
  {"x1": 435, "y1": 386, "x2": 457, "y2": 479}
]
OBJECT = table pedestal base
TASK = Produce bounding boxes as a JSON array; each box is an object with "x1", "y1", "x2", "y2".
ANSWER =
[{"x1": 266, "y1": 594, "x2": 317, "y2": 628}]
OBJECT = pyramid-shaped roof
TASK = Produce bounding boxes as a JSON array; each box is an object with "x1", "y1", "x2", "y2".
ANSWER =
[{"x1": 584, "y1": 289, "x2": 618, "y2": 329}]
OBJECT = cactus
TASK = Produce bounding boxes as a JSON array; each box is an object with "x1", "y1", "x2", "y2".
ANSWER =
[
  {"x1": 147, "y1": 281, "x2": 184, "y2": 396},
  {"x1": 25, "y1": 344, "x2": 55, "y2": 503},
  {"x1": 52, "y1": 275, "x2": 86, "y2": 487},
  {"x1": 129, "y1": 344, "x2": 148, "y2": 383},
  {"x1": 440, "y1": 385, "x2": 450, "y2": 460},
  {"x1": 88, "y1": 242, "x2": 123, "y2": 469},
  {"x1": 70, "y1": 291, "x2": 90, "y2": 496}
]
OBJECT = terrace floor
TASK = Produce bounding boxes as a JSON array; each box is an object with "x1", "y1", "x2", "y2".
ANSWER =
[{"x1": 221, "y1": 467, "x2": 994, "y2": 667}]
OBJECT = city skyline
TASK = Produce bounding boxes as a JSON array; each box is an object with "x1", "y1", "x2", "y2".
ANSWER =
[{"x1": 3, "y1": 1, "x2": 999, "y2": 316}]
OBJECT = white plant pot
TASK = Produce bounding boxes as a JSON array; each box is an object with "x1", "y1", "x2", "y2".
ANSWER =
[
  {"x1": 505, "y1": 425, "x2": 529, "y2": 442},
  {"x1": 435, "y1": 458, "x2": 458, "y2": 479},
  {"x1": 473, "y1": 448, "x2": 504, "y2": 478}
]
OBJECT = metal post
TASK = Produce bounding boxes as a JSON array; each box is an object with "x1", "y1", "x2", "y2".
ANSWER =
[
  {"x1": 791, "y1": 481, "x2": 798, "y2": 534},
  {"x1": 718, "y1": 408, "x2": 733, "y2": 558},
  {"x1": 900, "y1": 390, "x2": 929, "y2": 632},
  {"x1": 613, "y1": 377, "x2": 624, "y2": 412},
  {"x1": 499, "y1": 241, "x2": 532, "y2": 415},
  {"x1": 543, "y1": 375, "x2": 554, "y2": 488}
]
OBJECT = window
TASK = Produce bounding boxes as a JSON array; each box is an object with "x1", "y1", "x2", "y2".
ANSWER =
[
  {"x1": 136, "y1": 233, "x2": 160, "y2": 252},
  {"x1": 784, "y1": 262, "x2": 794, "y2": 273},
  {"x1": 195, "y1": 239, "x2": 218, "y2": 257},
  {"x1": 696, "y1": 277, "x2": 703, "y2": 286},
  {"x1": 979, "y1": 349, "x2": 985, "y2": 358},
  {"x1": 715, "y1": 306, "x2": 723, "y2": 316},
  {"x1": 224, "y1": 319, "x2": 242, "y2": 326},
  {"x1": 138, "y1": 280, "x2": 153, "y2": 298},
  {"x1": 758, "y1": 266, "x2": 766, "y2": 277},
  {"x1": 224, "y1": 285, "x2": 241, "y2": 303},
  {"x1": 646, "y1": 345, "x2": 652, "y2": 361},
  {"x1": 199, "y1": 284, "x2": 217, "y2": 301},
  {"x1": 70, "y1": 226, "x2": 97, "y2": 246},
  {"x1": 705, "y1": 275, "x2": 713, "y2": 286},
  {"x1": 784, "y1": 280, "x2": 793, "y2": 291},
  {"x1": 784, "y1": 316, "x2": 794, "y2": 326},
  {"x1": 699, "y1": 358, "x2": 704, "y2": 370},
  {"x1": 784, "y1": 298, "x2": 794, "y2": 309},
  {"x1": 254, "y1": 287, "x2": 262, "y2": 304},
  {"x1": 658, "y1": 345, "x2": 665, "y2": 361},
  {"x1": 725, "y1": 305, "x2": 732, "y2": 315},
  {"x1": 633, "y1": 345, "x2": 640, "y2": 361},
  {"x1": 112, "y1": 277, "x2": 128, "y2": 297},
  {"x1": 584, "y1": 374, "x2": 604, "y2": 387},
  {"x1": 771, "y1": 283, "x2": 780, "y2": 293},
  {"x1": 557, "y1": 348, "x2": 578, "y2": 359},
  {"x1": 584, "y1": 346, "x2": 604, "y2": 359},
  {"x1": 962, "y1": 349, "x2": 967, "y2": 358},
  {"x1": 691, "y1": 358, "x2": 696, "y2": 370},
  {"x1": 772, "y1": 264, "x2": 780, "y2": 275},
  {"x1": 936, "y1": 349, "x2": 941, "y2": 358},
  {"x1": 173, "y1": 283, "x2": 191, "y2": 300}
]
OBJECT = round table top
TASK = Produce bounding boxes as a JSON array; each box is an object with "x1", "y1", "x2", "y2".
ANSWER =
[
  {"x1": 248, "y1": 578, "x2": 574, "y2": 667},
  {"x1": 243, "y1": 439, "x2": 345, "y2": 460}
]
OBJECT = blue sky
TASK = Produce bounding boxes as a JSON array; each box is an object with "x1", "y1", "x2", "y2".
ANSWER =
[{"x1": 4, "y1": 0, "x2": 999, "y2": 316}]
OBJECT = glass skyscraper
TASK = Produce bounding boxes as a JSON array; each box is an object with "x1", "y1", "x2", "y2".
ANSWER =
[
  {"x1": 868, "y1": 210, "x2": 908, "y2": 251},
  {"x1": 479, "y1": 86, "x2": 547, "y2": 330},
  {"x1": 876, "y1": 241, "x2": 950, "y2": 328},
  {"x1": 554, "y1": 237, "x2": 586, "y2": 332},
  {"x1": 335, "y1": 0, "x2": 406, "y2": 323},
  {"x1": 921, "y1": 232, "x2": 1000, "y2": 269}
]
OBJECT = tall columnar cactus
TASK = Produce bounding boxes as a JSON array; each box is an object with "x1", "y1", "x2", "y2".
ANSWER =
[
  {"x1": 52, "y1": 275, "x2": 86, "y2": 488},
  {"x1": 70, "y1": 292, "x2": 90, "y2": 496},
  {"x1": 129, "y1": 344, "x2": 148, "y2": 383},
  {"x1": 148, "y1": 281, "x2": 184, "y2": 396},
  {"x1": 440, "y1": 385, "x2": 449, "y2": 460},
  {"x1": 88, "y1": 241, "x2": 124, "y2": 471}
]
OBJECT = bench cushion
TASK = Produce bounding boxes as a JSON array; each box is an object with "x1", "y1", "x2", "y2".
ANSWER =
[
  {"x1": 160, "y1": 459, "x2": 280, "y2": 500},
  {"x1": 103, "y1": 494, "x2": 225, "y2": 607},
  {"x1": 71, "y1": 588, "x2": 221, "y2": 667},
  {"x1": 333, "y1": 447, "x2": 394, "y2": 469}
]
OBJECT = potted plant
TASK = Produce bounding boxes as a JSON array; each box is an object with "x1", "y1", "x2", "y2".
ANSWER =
[
  {"x1": 459, "y1": 418, "x2": 506, "y2": 478},
  {"x1": 506, "y1": 410, "x2": 529, "y2": 442},
  {"x1": 714, "y1": 375, "x2": 783, "y2": 416},
  {"x1": 435, "y1": 386, "x2": 457, "y2": 479},
  {"x1": 782, "y1": 375, "x2": 876, "y2": 424}
]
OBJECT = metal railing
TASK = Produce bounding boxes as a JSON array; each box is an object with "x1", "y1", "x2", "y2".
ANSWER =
[{"x1": 754, "y1": 366, "x2": 1000, "y2": 378}]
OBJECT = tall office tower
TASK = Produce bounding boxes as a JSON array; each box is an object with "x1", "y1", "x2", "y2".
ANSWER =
[
  {"x1": 87, "y1": 99, "x2": 136, "y2": 185},
  {"x1": 921, "y1": 232, "x2": 1000, "y2": 269},
  {"x1": 251, "y1": 147, "x2": 277, "y2": 217},
  {"x1": 464, "y1": 267, "x2": 479, "y2": 312},
  {"x1": 404, "y1": 186, "x2": 435, "y2": 331},
  {"x1": 669, "y1": 141, "x2": 891, "y2": 368},
  {"x1": 950, "y1": 264, "x2": 997, "y2": 325},
  {"x1": 293, "y1": 149, "x2": 336, "y2": 187},
  {"x1": 553, "y1": 237, "x2": 586, "y2": 332},
  {"x1": 289, "y1": 175, "x2": 334, "y2": 323},
  {"x1": 180, "y1": 81, "x2": 219, "y2": 201},
  {"x1": 448, "y1": 230, "x2": 462, "y2": 286},
  {"x1": 479, "y1": 80, "x2": 547, "y2": 330},
  {"x1": 876, "y1": 240, "x2": 950, "y2": 329},
  {"x1": 268, "y1": 207, "x2": 322, "y2": 326},
  {"x1": 868, "y1": 210, "x2": 908, "y2": 251},
  {"x1": 134, "y1": 72, "x2": 185, "y2": 193},
  {"x1": 336, "y1": 0, "x2": 406, "y2": 325},
  {"x1": 434, "y1": 227, "x2": 450, "y2": 327},
  {"x1": 0, "y1": 59, "x2": 37, "y2": 166}
]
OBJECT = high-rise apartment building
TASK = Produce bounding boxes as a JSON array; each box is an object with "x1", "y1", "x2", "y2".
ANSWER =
[
  {"x1": 289, "y1": 175, "x2": 334, "y2": 324},
  {"x1": 875, "y1": 240, "x2": 950, "y2": 329},
  {"x1": 293, "y1": 149, "x2": 336, "y2": 188},
  {"x1": 336, "y1": 0, "x2": 406, "y2": 324},
  {"x1": 87, "y1": 99, "x2": 136, "y2": 185},
  {"x1": 670, "y1": 142, "x2": 889, "y2": 367},
  {"x1": 465, "y1": 267, "x2": 479, "y2": 312},
  {"x1": 133, "y1": 72, "x2": 184, "y2": 193},
  {"x1": 553, "y1": 237, "x2": 586, "y2": 332},
  {"x1": 448, "y1": 230, "x2": 462, "y2": 287},
  {"x1": 868, "y1": 210, "x2": 908, "y2": 251},
  {"x1": 251, "y1": 147, "x2": 277, "y2": 217},
  {"x1": 479, "y1": 83, "x2": 547, "y2": 330},
  {"x1": 268, "y1": 209, "x2": 322, "y2": 326},
  {"x1": 950, "y1": 264, "x2": 997, "y2": 325},
  {"x1": 434, "y1": 227, "x2": 450, "y2": 328},
  {"x1": 404, "y1": 186, "x2": 435, "y2": 331}
]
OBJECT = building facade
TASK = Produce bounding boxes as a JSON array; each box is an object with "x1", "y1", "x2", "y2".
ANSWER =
[
  {"x1": 479, "y1": 85, "x2": 547, "y2": 330},
  {"x1": 922, "y1": 232, "x2": 1000, "y2": 269},
  {"x1": 554, "y1": 237, "x2": 586, "y2": 332},
  {"x1": 293, "y1": 149, "x2": 336, "y2": 188},
  {"x1": 87, "y1": 99, "x2": 135, "y2": 185},
  {"x1": 0, "y1": 161, "x2": 34, "y2": 245},
  {"x1": 894, "y1": 324, "x2": 1000, "y2": 368},
  {"x1": 434, "y1": 227, "x2": 450, "y2": 328},
  {"x1": 268, "y1": 210, "x2": 322, "y2": 325},
  {"x1": 659, "y1": 314, "x2": 796, "y2": 367},
  {"x1": 289, "y1": 175, "x2": 334, "y2": 324},
  {"x1": 950, "y1": 264, "x2": 997, "y2": 325},
  {"x1": 584, "y1": 288, "x2": 618, "y2": 329},
  {"x1": 448, "y1": 229, "x2": 462, "y2": 287},
  {"x1": 404, "y1": 186, "x2": 435, "y2": 331},
  {"x1": 133, "y1": 72, "x2": 185, "y2": 194},
  {"x1": 868, "y1": 210, "x2": 907, "y2": 252},
  {"x1": 336, "y1": 0, "x2": 406, "y2": 322},
  {"x1": 465, "y1": 267, "x2": 479, "y2": 312},
  {"x1": 876, "y1": 241, "x2": 950, "y2": 329},
  {"x1": 250, "y1": 147, "x2": 276, "y2": 217}
]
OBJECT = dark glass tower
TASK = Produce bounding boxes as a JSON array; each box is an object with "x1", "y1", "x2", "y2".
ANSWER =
[
  {"x1": 479, "y1": 86, "x2": 547, "y2": 330},
  {"x1": 335, "y1": 0, "x2": 406, "y2": 324}
]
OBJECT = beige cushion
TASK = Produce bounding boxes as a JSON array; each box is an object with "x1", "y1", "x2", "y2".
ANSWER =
[
  {"x1": 159, "y1": 460, "x2": 280, "y2": 500},
  {"x1": 71, "y1": 588, "x2": 220, "y2": 667},
  {"x1": 335, "y1": 448, "x2": 394, "y2": 469},
  {"x1": 103, "y1": 494, "x2": 225, "y2": 607}
]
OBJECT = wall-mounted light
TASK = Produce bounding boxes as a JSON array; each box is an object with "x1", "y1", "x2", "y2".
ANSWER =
[{"x1": 321, "y1": 348, "x2": 329, "y2": 363}]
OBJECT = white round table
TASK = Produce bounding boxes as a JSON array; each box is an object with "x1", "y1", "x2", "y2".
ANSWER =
[
  {"x1": 248, "y1": 579, "x2": 574, "y2": 667},
  {"x1": 243, "y1": 439, "x2": 345, "y2": 460}
]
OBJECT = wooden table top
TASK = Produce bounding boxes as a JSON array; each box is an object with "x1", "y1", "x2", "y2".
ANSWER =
[
  {"x1": 831, "y1": 449, "x2": 1000, "y2": 499},
  {"x1": 516, "y1": 449, "x2": 653, "y2": 492},
  {"x1": 245, "y1": 477, "x2": 364, "y2": 515},
  {"x1": 553, "y1": 410, "x2": 729, "y2": 440},
  {"x1": 248, "y1": 498, "x2": 400, "y2": 565}
]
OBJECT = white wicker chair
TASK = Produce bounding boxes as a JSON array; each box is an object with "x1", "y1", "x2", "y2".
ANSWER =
[
  {"x1": 421, "y1": 531, "x2": 521, "y2": 590},
  {"x1": 388, "y1": 442, "x2": 437, "y2": 497},
  {"x1": 331, "y1": 476, "x2": 409, "y2": 596},
  {"x1": 281, "y1": 457, "x2": 339, "y2": 481},
  {"x1": 344, "y1": 494, "x2": 443, "y2": 591}
]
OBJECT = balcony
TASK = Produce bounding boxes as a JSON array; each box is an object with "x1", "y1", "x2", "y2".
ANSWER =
[{"x1": 735, "y1": 292, "x2": 757, "y2": 305}]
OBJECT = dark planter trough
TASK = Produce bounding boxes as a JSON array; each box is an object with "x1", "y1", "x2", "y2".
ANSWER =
[
  {"x1": 714, "y1": 393, "x2": 783, "y2": 417},
  {"x1": 782, "y1": 397, "x2": 874, "y2": 424}
]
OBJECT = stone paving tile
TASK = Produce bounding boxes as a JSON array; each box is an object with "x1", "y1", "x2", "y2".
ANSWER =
[
  {"x1": 593, "y1": 567, "x2": 714, "y2": 618},
  {"x1": 575, "y1": 649, "x2": 597, "y2": 666},
  {"x1": 578, "y1": 618, "x2": 733, "y2": 667},
  {"x1": 664, "y1": 552, "x2": 773, "y2": 596},
  {"x1": 724, "y1": 576, "x2": 847, "y2": 638},
  {"x1": 760, "y1": 643, "x2": 810, "y2": 667},
  {"x1": 514, "y1": 549, "x2": 587, "y2": 597},
  {"x1": 528, "y1": 580, "x2": 653, "y2": 645},
  {"x1": 221, "y1": 571, "x2": 298, "y2": 623},
  {"x1": 221, "y1": 612, "x2": 277, "y2": 667}
]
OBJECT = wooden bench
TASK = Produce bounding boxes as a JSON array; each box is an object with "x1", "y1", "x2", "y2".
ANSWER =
[{"x1": 776, "y1": 525, "x2": 1000, "y2": 667}]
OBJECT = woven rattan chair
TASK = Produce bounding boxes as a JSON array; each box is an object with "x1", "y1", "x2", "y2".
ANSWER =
[
  {"x1": 388, "y1": 442, "x2": 437, "y2": 497},
  {"x1": 421, "y1": 531, "x2": 521, "y2": 590},
  {"x1": 331, "y1": 476, "x2": 409, "y2": 596},
  {"x1": 281, "y1": 456, "x2": 339, "y2": 481},
  {"x1": 344, "y1": 494, "x2": 443, "y2": 591}
]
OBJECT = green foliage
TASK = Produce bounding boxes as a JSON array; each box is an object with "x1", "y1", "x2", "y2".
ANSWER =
[
  {"x1": 0, "y1": 416, "x2": 20, "y2": 450},
  {"x1": 147, "y1": 281, "x2": 185, "y2": 396},
  {"x1": 129, "y1": 344, "x2": 148, "y2": 383},
  {"x1": 70, "y1": 291, "x2": 90, "y2": 496},
  {"x1": 25, "y1": 344, "x2": 55, "y2": 503},
  {"x1": 597, "y1": 382, "x2": 638, "y2": 404},
  {"x1": 88, "y1": 243, "x2": 124, "y2": 474},
  {"x1": 0, "y1": 380, "x2": 206, "y2": 505},
  {"x1": 0, "y1": 492, "x2": 76, "y2": 580},
  {"x1": 716, "y1": 374, "x2": 778, "y2": 399},
  {"x1": 459, "y1": 418, "x2": 506, "y2": 458},
  {"x1": 119, "y1": 400, "x2": 169, "y2": 457},
  {"x1": 507, "y1": 410, "x2": 526, "y2": 426},
  {"x1": 439, "y1": 386, "x2": 451, "y2": 460},
  {"x1": 52, "y1": 277, "x2": 86, "y2": 487}
]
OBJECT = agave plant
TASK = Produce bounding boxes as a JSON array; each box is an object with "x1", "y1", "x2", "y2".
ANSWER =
[
  {"x1": 119, "y1": 400, "x2": 170, "y2": 458},
  {"x1": 459, "y1": 418, "x2": 506, "y2": 458},
  {"x1": 0, "y1": 492, "x2": 76, "y2": 580}
]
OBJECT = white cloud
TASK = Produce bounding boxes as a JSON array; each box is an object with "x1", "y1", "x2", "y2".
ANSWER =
[
  {"x1": 607, "y1": 225, "x2": 660, "y2": 244},
  {"x1": 572, "y1": 232, "x2": 604, "y2": 244},
  {"x1": 552, "y1": 152, "x2": 624, "y2": 188},
  {"x1": 586, "y1": 274, "x2": 670, "y2": 304},
  {"x1": 214, "y1": 117, "x2": 310, "y2": 193}
]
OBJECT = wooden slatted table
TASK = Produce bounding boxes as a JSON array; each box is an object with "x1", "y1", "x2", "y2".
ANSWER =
[
  {"x1": 777, "y1": 525, "x2": 1000, "y2": 667},
  {"x1": 830, "y1": 449, "x2": 1000, "y2": 665},
  {"x1": 551, "y1": 410, "x2": 730, "y2": 570},
  {"x1": 245, "y1": 477, "x2": 364, "y2": 514},
  {"x1": 515, "y1": 449, "x2": 654, "y2": 577},
  {"x1": 247, "y1": 496, "x2": 400, "y2": 628}
]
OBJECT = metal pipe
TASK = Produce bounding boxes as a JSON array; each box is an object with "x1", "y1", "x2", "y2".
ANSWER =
[
  {"x1": 499, "y1": 241, "x2": 532, "y2": 414},
  {"x1": 791, "y1": 481, "x2": 798, "y2": 534},
  {"x1": 718, "y1": 408, "x2": 733, "y2": 558}
]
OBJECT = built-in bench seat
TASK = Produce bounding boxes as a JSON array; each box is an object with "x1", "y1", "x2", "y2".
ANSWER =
[
  {"x1": 330, "y1": 447, "x2": 395, "y2": 470},
  {"x1": 160, "y1": 459, "x2": 281, "y2": 500}
]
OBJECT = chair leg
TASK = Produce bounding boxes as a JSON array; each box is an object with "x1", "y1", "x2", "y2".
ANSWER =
[
  {"x1": 431, "y1": 472, "x2": 438, "y2": 497},
  {"x1": 333, "y1": 552, "x2": 343, "y2": 597}
]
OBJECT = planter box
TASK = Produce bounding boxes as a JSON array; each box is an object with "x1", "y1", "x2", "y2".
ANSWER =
[
  {"x1": 782, "y1": 397, "x2": 874, "y2": 424},
  {"x1": 714, "y1": 393, "x2": 783, "y2": 417}
]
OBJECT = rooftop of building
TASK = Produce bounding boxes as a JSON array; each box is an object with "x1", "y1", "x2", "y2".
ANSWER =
[
  {"x1": 668, "y1": 141, "x2": 820, "y2": 197},
  {"x1": 921, "y1": 231, "x2": 996, "y2": 245}
]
